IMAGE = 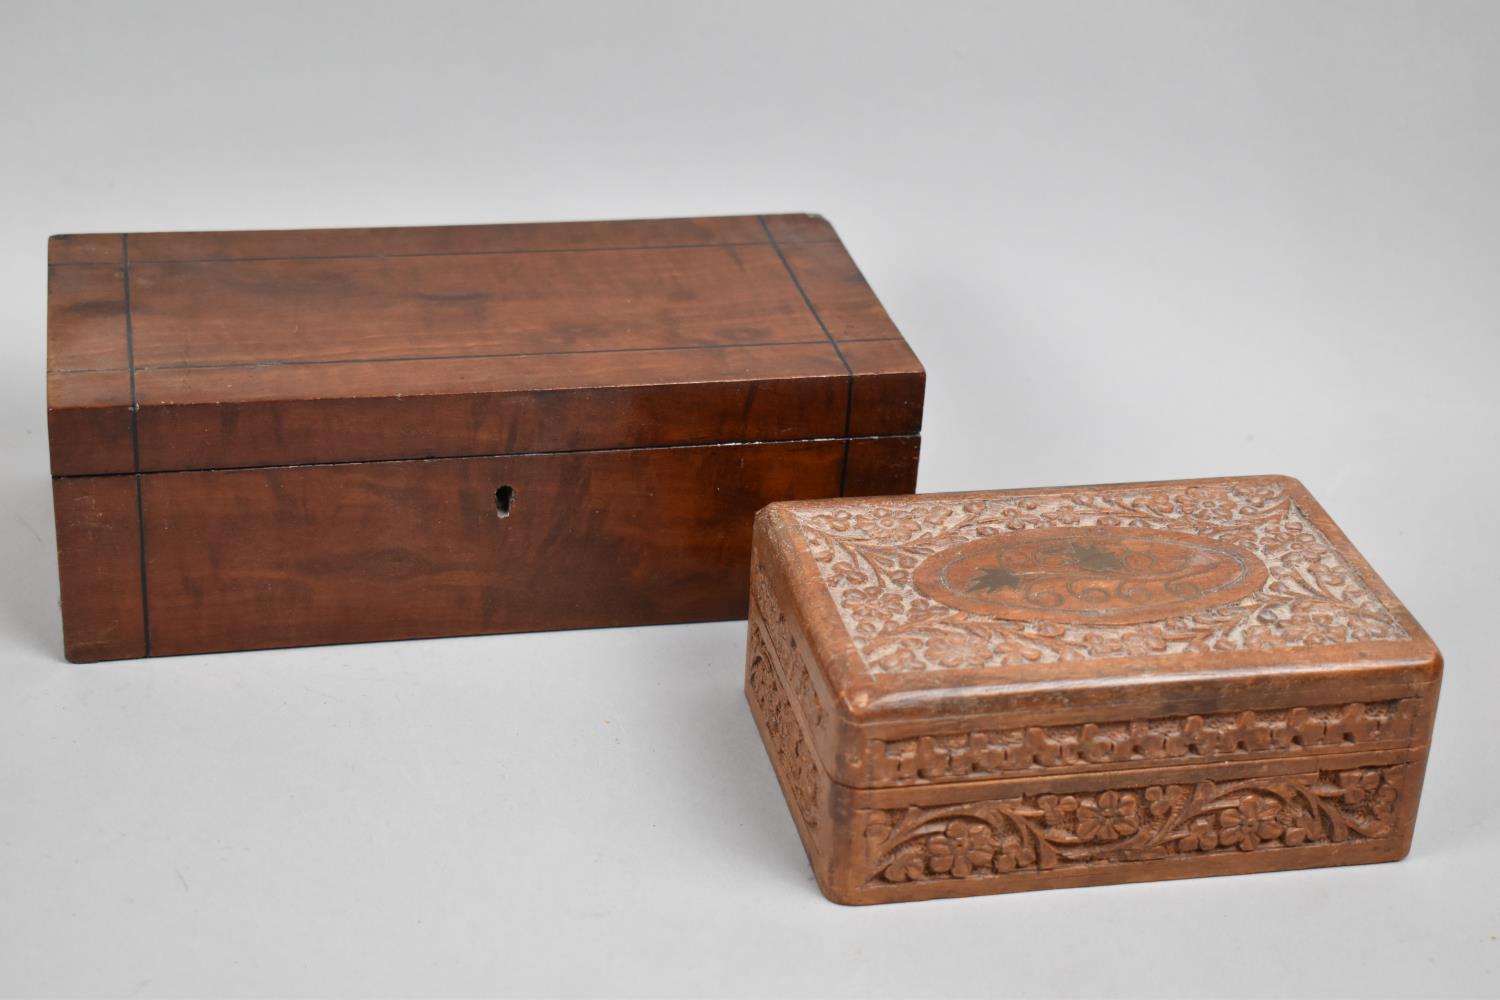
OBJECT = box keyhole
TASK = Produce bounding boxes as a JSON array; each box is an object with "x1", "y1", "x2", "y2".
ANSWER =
[{"x1": 495, "y1": 485, "x2": 515, "y2": 518}]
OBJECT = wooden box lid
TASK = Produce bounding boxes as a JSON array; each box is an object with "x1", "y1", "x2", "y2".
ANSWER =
[
  {"x1": 47, "y1": 214, "x2": 923, "y2": 476},
  {"x1": 751, "y1": 476, "x2": 1441, "y2": 790}
]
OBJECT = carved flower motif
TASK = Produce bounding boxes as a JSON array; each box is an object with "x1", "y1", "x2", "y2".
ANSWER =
[
  {"x1": 864, "y1": 767, "x2": 1401, "y2": 887},
  {"x1": 1279, "y1": 612, "x2": 1350, "y2": 646},
  {"x1": 926, "y1": 820, "x2": 998, "y2": 878},
  {"x1": 852, "y1": 510, "x2": 923, "y2": 539},
  {"x1": 1238, "y1": 483, "x2": 1282, "y2": 507},
  {"x1": 994, "y1": 503, "x2": 1049, "y2": 531},
  {"x1": 1076, "y1": 791, "x2": 1140, "y2": 841},
  {"x1": 866, "y1": 641, "x2": 924, "y2": 673},
  {"x1": 1338, "y1": 769, "x2": 1382, "y2": 805},
  {"x1": 808, "y1": 511, "x2": 855, "y2": 534},
  {"x1": 1037, "y1": 794, "x2": 1079, "y2": 827},
  {"x1": 1081, "y1": 629, "x2": 1169, "y2": 656},
  {"x1": 827, "y1": 560, "x2": 868, "y2": 587},
  {"x1": 1178, "y1": 816, "x2": 1219, "y2": 852},
  {"x1": 924, "y1": 633, "x2": 991, "y2": 668},
  {"x1": 1218, "y1": 794, "x2": 1285, "y2": 851},
  {"x1": 841, "y1": 587, "x2": 905, "y2": 618},
  {"x1": 1179, "y1": 490, "x2": 1235, "y2": 521},
  {"x1": 1145, "y1": 785, "x2": 1188, "y2": 819},
  {"x1": 1284, "y1": 527, "x2": 1325, "y2": 557},
  {"x1": 1139, "y1": 492, "x2": 1178, "y2": 515},
  {"x1": 1258, "y1": 520, "x2": 1328, "y2": 556},
  {"x1": 1276, "y1": 805, "x2": 1320, "y2": 846},
  {"x1": 882, "y1": 845, "x2": 927, "y2": 883},
  {"x1": 993, "y1": 833, "x2": 1036, "y2": 872}
]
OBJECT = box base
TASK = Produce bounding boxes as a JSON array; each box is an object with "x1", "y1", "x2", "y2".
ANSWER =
[{"x1": 54, "y1": 434, "x2": 919, "y2": 660}]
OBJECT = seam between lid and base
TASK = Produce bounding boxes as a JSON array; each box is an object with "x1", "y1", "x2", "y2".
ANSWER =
[{"x1": 51, "y1": 432, "x2": 920, "y2": 480}]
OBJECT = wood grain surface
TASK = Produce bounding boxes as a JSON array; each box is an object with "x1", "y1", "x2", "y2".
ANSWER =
[
  {"x1": 47, "y1": 214, "x2": 923, "y2": 474},
  {"x1": 51, "y1": 476, "x2": 146, "y2": 661},
  {"x1": 141, "y1": 440, "x2": 843, "y2": 657},
  {"x1": 745, "y1": 476, "x2": 1440, "y2": 904},
  {"x1": 47, "y1": 215, "x2": 925, "y2": 659}
]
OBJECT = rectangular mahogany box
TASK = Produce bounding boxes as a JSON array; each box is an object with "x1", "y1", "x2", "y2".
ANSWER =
[
  {"x1": 47, "y1": 214, "x2": 924, "y2": 661},
  {"x1": 745, "y1": 476, "x2": 1440, "y2": 904}
]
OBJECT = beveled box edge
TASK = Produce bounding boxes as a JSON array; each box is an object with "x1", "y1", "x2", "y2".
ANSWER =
[
  {"x1": 745, "y1": 520, "x2": 1436, "y2": 904},
  {"x1": 755, "y1": 475, "x2": 1442, "y2": 730}
]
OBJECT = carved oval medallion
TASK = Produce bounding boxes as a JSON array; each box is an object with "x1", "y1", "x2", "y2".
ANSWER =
[{"x1": 912, "y1": 526, "x2": 1268, "y2": 625}]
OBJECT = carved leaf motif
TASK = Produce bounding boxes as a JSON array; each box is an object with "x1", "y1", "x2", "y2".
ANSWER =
[
  {"x1": 858, "y1": 766, "x2": 1405, "y2": 887},
  {"x1": 745, "y1": 623, "x2": 820, "y2": 830},
  {"x1": 791, "y1": 482, "x2": 1409, "y2": 673}
]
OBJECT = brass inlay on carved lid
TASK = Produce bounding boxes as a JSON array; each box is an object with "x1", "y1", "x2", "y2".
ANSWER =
[
  {"x1": 913, "y1": 526, "x2": 1269, "y2": 625},
  {"x1": 787, "y1": 480, "x2": 1412, "y2": 673}
]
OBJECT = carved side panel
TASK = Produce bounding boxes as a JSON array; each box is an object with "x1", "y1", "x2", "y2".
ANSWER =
[
  {"x1": 750, "y1": 555, "x2": 825, "y2": 733},
  {"x1": 858, "y1": 765, "x2": 1406, "y2": 889},
  {"x1": 848, "y1": 699, "x2": 1422, "y2": 786},
  {"x1": 746, "y1": 618, "x2": 821, "y2": 832}
]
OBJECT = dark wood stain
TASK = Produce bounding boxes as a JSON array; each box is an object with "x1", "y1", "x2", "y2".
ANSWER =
[
  {"x1": 141, "y1": 440, "x2": 846, "y2": 656},
  {"x1": 48, "y1": 214, "x2": 925, "y2": 660}
]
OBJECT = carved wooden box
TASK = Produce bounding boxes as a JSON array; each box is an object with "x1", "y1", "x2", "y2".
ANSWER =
[
  {"x1": 47, "y1": 214, "x2": 923, "y2": 661},
  {"x1": 745, "y1": 476, "x2": 1440, "y2": 904}
]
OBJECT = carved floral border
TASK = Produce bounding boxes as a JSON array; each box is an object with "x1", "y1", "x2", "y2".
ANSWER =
[
  {"x1": 850, "y1": 698, "x2": 1420, "y2": 786},
  {"x1": 746, "y1": 614, "x2": 821, "y2": 831},
  {"x1": 788, "y1": 481, "x2": 1409, "y2": 673},
  {"x1": 750, "y1": 556, "x2": 825, "y2": 733},
  {"x1": 861, "y1": 765, "x2": 1405, "y2": 887}
]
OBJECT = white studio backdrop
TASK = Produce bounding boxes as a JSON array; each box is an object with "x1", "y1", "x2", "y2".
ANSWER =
[{"x1": 1, "y1": 2, "x2": 1496, "y2": 997}]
